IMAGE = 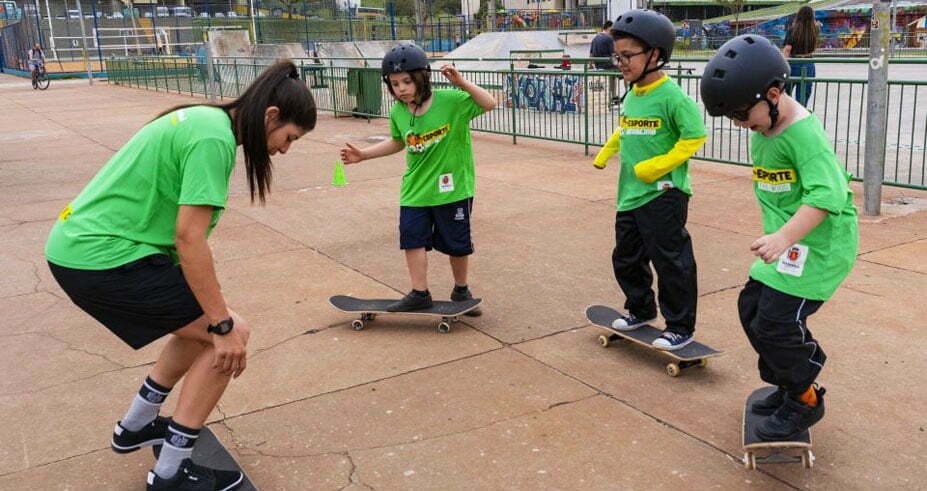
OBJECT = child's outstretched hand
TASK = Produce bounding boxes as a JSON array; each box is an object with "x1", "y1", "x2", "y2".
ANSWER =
[
  {"x1": 440, "y1": 64, "x2": 465, "y2": 87},
  {"x1": 340, "y1": 142, "x2": 363, "y2": 164},
  {"x1": 750, "y1": 232, "x2": 791, "y2": 264}
]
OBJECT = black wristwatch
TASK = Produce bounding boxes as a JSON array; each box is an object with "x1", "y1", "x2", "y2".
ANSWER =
[{"x1": 207, "y1": 317, "x2": 234, "y2": 335}]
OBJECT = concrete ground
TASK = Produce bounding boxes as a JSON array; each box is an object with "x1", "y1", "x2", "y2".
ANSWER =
[{"x1": 1, "y1": 73, "x2": 925, "y2": 490}]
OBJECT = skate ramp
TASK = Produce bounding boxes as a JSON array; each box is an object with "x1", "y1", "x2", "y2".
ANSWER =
[
  {"x1": 444, "y1": 31, "x2": 596, "y2": 71},
  {"x1": 207, "y1": 29, "x2": 252, "y2": 59},
  {"x1": 252, "y1": 43, "x2": 308, "y2": 60},
  {"x1": 316, "y1": 40, "x2": 414, "y2": 68}
]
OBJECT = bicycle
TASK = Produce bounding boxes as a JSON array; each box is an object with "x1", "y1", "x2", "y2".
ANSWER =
[{"x1": 31, "y1": 65, "x2": 50, "y2": 90}]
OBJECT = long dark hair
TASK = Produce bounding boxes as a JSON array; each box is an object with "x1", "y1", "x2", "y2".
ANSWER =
[
  {"x1": 155, "y1": 59, "x2": 316, "y2": 203},
  {"x1": 385, "y1": 68, "x2": 432, "y2": 105},
  {"x1": 789, "y1": 6, "x2": 819, "y2": 55}
]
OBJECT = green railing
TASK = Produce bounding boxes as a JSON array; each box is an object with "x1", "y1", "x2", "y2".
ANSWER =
[{"x1": 106, "y1": 55, "x2": 927, "y2": 190}]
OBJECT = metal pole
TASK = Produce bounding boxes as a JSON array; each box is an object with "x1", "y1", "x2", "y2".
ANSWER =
[
  {"x1": 31, "y1": 0, "x2": 45, "y2": 50},
  {"x1": 863, "y1": 0, "x2": 890, "y2": 216},
  {"x1": 42, "y1": 0, "x2": 58, "y2": 59},
  {"x1": 249, "y1": 0, "x2": 257, "y2": 43},
  {"x1": 889, "y1": 0, "x2": 896, "y2": 57},
  {"x1": 90, "y1": 0, "x2": 103, "y2": 70},
  {"x1": 389, "y1": 1, "x2": 396, "y2": 40},
  {"x1": 74, "y1": 0, "x2": 93, "y2": 84},
  {"x1": 205, "y1": 34, "x2": 217, "y2": 102},
  {"x1": 414, "y1": 0, "x2": 424, "y2": 44}
]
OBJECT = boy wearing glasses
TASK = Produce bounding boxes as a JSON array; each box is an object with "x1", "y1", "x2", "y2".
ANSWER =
[
  {"x1": 701, "y1": 35, "x2": 857, "y2": 440},
  {"x1": 593, "y1": 9, "x2": 706, "y2": 350}
]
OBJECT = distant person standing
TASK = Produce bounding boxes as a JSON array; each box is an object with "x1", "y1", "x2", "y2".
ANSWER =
[
  {"x1": 782, "y1": 6, "x2": 819, "y2": 106},
  {"x1": 591, "y1": 20, "x2": 619, "y2": 104}
]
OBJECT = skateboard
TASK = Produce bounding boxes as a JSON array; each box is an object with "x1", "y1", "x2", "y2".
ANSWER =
[
  {"x1": 585, "y1": 305, "x2": 722, "y2": 377},
  {"x1": 153, "y1": 426, "x2": 256, "y2": 490},
  {"x1": 329, "y1": 295, "x2": 482, "y2": 333},
  {"x1": 742, "y1": 386, "x2": 814, "y2": 470}
]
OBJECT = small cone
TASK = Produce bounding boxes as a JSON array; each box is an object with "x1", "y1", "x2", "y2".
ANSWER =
[{"x1": 332, "y1": 159, "x2": 348, "y2": 186}]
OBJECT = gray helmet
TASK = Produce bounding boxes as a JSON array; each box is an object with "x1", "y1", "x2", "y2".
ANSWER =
[
  {"x1": 701, "y1": 35, "x2": 790, "y2": 117},
  {"x1": 611, "y1": 9, "x2": 676, "y2": 63},
  {"x1": 381, "y1": 43, "x2": 429, "y2": 76}
]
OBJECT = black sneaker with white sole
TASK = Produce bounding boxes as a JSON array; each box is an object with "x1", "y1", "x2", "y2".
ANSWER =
[
  {"x1": 112, "y1": 416, "x2": 169, "y2": 454},
  {"x1": 147, "y1": 458, "x2": 243, "y2": 491}
]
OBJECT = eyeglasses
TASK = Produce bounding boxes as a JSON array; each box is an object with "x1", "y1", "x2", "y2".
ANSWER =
[
  {"x1": 725, "y1": 100, "x2": 761, "y2": 121},
  {"x1": 615, "y1": 49, "x2": 651, "y2": 65}
]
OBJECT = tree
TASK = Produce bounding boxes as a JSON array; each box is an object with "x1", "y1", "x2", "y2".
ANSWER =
[{"x1": 714, "y1": 0, "x2": 745, "y2": 35}]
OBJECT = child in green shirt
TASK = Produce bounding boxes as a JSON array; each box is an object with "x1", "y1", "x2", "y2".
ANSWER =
[
  {"x1": 593, "y1": 10, "x2": 707, "y2": 350},
  {"x1": 702, "y1": 35, "x2": 858, "y2": 441},
  {"x1": 340, "y1": 44, "x2": 496, "y2": 313}
]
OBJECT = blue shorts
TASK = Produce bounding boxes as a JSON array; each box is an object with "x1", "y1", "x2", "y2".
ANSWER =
[{"x1": 399, "y1": 198, "x2": 474, "y2": 256}]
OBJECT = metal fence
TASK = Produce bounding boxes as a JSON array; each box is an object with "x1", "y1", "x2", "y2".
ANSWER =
[{"x1": 105, "y1": 55, "x2": 927, "y2": 190}]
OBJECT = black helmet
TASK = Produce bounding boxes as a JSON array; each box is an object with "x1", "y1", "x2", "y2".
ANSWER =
[
  {"x1": 381, "y1": 43, "x2": 429, "y2": 76},
  {"x1": 611, "y1": 9, "x2": 676, "y2": 63},
  {"x1": 701, "y1": 35, "x2": 790, "y2": 117}
]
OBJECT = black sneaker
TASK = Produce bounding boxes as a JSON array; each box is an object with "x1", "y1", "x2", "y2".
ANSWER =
[
  {"x1": 751, "y1": 386, "x2": 786, "y2": 416},
  {"x1": 146, "y1": 458, "x2": 243, "y2": 491},
  {"x1": 386, "y1": 290, "x2": 433, "y2": 312},
  {"x1": 112, "y1": 416, "x2": 169, "y2": 454},
  {"x1": 755, "y1": 386, "x2": 826, "y2": 441},
  {"x1": 450, "y1": 286, "x2": 482, "y2": 317}
]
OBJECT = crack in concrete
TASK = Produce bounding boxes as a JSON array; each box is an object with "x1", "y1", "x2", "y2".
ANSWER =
[
  {"x1": 0, "y1": 330, "x2": 128, "y2": 397},
  {"x1": 43, "y1": 330, "x2": 127, "y2": 369},
  {"x1": 216, "y1": 346, "x2": 507, "y2": 426},
  {"x1": 505, "y1": 344, "x2": 802, "y2": 489},
  {"x1": 339, "y1": 451, "x2": 374, "y2": 491},
  {"x1": 858, "y1": 257, "x2": 926, "y2": 276},
  {"x1": 233, "y1": 392, "x2": 597, "y2": 462}
]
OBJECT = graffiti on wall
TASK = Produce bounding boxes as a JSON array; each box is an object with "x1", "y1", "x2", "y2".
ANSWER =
[{"x1": 504, "y1": 73, "x2": 585, "y2": 113}]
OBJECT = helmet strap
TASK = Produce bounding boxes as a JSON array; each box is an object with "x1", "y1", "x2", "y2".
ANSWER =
[
  {"x1": 618, "y1": 51, "x2": 666, "y2": 104},
  {"x1": 763, "y1": 96, "x2": 780, "y2": 129}
]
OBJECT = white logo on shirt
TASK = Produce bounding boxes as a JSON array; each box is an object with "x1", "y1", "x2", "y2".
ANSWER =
[
  {"x1": 776, "y1": 243, "x2": 809, "y2": 277},
  {"x1": 439, "y1": 173, "x2": 455, "y2": 193}
]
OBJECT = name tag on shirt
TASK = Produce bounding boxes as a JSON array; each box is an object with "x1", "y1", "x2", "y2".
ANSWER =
[
  {"x1": 776, "y1": 243, "x2": 809, "y2": 277},
  {"x1": 439, "y1": 173, "x2": 455, "y2": 193}
]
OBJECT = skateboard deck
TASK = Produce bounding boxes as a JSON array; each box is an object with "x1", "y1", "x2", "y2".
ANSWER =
[
  {"x1": 742, "y1": 386, "x2": 814, "y2": 470},
  {"x1": 585, "y1": 305, "x2": 722, "y2": 377},
  {"x1": 152, "y1": 426, "x2": 256, "y2": 490},
  {"x1": 330, "y1": 295, "x2": 482, "y2": 333}
]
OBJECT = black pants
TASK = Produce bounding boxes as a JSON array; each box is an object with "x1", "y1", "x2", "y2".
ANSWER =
[
  {"x1": 738, "y1": 278, "x2": 826, "y2": 396},
  {"x1": 612, "y1": 189, "x2": 697, "y2": 334}
]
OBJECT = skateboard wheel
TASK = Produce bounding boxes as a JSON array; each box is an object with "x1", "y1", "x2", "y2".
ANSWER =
[
  {"x1": 744, "y1": 452, "x2": 756, "y2": 470},
  {"x1": 438, "y1": 322, "x2": 451, "y2": 334},
  {"x1": 699, "y1": 358, "x2": 709, "y2": 368},
  {"x1": 598, "y1": 335, "x2": 610, "y2": 348},
  {"x1": 352, "y1": 320, "x2": 365, "y2": 331},
  {"x1": 802, "y1": 450, "x2": 813, "y2": 469},
  {"x1": 666, "y1": 363, "x2": 681, "y2": 377}
]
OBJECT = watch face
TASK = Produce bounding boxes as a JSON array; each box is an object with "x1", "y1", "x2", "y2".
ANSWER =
[{"x1": 210, "y1": 318, "x2": 234, "y2": 334}]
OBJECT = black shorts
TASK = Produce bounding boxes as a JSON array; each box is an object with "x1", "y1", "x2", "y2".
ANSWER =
[
  {"x1": 48, "y1": 254, "x2": 204, "y2": 349},
  {"x1": 399, "y1": 197, "x2": 474, "y2": 256}
]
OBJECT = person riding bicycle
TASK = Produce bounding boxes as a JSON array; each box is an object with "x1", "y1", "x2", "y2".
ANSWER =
[{"x1": 28, "y1": 43, "x2": 46, "y2": 87}]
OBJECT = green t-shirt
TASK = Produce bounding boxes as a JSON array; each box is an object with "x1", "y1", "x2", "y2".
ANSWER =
[
  {"x1": 390, "y1": 89, "x2": 484, "y2": 207},
  {"x1": 45, "y1": 106, "x2": 237, "y2": 270},
  {"x1": 617, "y1": 78, "x2": 705, "y2": 211},
  {"x1": 749, "y1": 115, "x2": 859, "y2": 301}
]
